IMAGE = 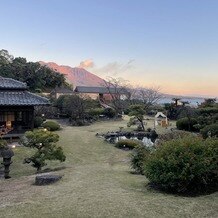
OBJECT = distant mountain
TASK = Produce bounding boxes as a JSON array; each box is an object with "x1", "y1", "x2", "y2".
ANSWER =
[
  {"x1": 39, "y1": 61, "x2": 105, "y2": 88},
  {"x1": 39, "y1": 62, "x2": 216, "y2": 101}
]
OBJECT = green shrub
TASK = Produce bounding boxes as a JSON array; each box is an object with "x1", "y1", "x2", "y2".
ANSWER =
[
  {"x1": 176, "y1": 117, "x2": 198, "y2": 131},
  {"x1": 34, "y1": 116, "x2": 44, "y2": 128},
  {"x1": 198, "y1": 107, "x2": 218, "y2": 115},
  {"x1": 123, "y1": 108, "x2": 130, "y2": 115},
  {"x1": 200, "y1": 123, "x2": 218, "y2": 139},
  {"x1": 88, "y1": 108, "x2": 104, "y2": 116},
  {"x1": 156, "y1": 130, "x2": 194, "y2": 146},
  {"x1": 103, "y1": 108, "x2": 116, "y2": 118},
  {"x1": 21, "y1": 129, "x2": 66, "y2": 172},
  {"x1": 76, "y1": 119, "x2": 85, "y2": 126},
  {"x1": 144, "y1": 136, "x2": 218, "y2": 194},
  {"x1": 0, "y1": 139, "x2": 7, "y2": 149},
  {"x1": 115, "y1": 139, "x2": 141, "y2": 150},
  {"x1": 42, "y1": 121, "x2": 60, "y2": 131},
  {"x1": 130, "y1": 144, "x2": 151, "y2": 174}
]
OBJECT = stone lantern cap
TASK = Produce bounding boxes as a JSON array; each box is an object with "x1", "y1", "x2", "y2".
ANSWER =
[{"x1": 1, "y1": 147, "x2": 14, "y2": 158}]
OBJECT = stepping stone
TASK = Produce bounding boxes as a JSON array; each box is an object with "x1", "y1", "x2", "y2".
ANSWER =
[{"x1": 35, "y1": 174, "x2": 62, "y2": 185}]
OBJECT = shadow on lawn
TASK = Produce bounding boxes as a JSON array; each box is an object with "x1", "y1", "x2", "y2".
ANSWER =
[
  {"x1": 38, "y1": 166, "x2": 67, "y2": 174},
  {"x1": 145, "y1": 182, "x2": 218, "y2": 197}
]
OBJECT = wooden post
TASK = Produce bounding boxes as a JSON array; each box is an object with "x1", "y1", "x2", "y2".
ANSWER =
[{"x1": 30, "y1": 106, "x2": 34, "y2": 130}]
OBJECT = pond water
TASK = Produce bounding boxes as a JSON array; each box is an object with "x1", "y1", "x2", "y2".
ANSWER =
[{"x1": 105, "y1": 135, "x2": 154, "y2": 147}]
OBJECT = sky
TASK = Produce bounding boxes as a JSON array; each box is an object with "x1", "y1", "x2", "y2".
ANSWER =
[{"x1": 0, "y1": 0, "x2": 218, "y2": 97}]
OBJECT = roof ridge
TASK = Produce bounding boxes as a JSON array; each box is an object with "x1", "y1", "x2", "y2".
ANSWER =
[
  {"x1": 0, "y1": 77, "x2": 26, "y2": 85},
  {"x1": 0, "y1": 77, "x2": 27, "y2": 89},
  {"x1": 0, "y1": 90, "x2": 50, "y2": 106}
]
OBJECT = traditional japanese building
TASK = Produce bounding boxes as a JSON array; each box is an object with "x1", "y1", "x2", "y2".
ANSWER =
[
  {"x1": 0, "y1": 77, "x2": 49, "y2": 137},
  {"x1": 74, "y1": 86, "x2": 129, "y2": 99}
]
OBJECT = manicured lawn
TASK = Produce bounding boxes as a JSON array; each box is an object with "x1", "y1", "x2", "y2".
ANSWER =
[{"x1": 0, "y1": 118, "x2": 217, "y2": 218}]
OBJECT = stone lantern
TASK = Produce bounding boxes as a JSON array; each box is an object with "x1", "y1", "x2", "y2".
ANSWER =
[{"x1": 1, "y1": 146, "x2": 14, "y2": 179}]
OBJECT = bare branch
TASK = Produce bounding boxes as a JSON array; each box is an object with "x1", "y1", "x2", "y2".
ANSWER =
[
  {"x1": 101, "y1": 77, "x2": 131, "y2": 114},
  {"x1": 131, "y1": 86, "x2": 163, "y2": 110}
]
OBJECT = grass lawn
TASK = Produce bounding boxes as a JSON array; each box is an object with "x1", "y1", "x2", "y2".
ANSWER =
[{"x1": 0, "y1": 117, "x2": 217, "y2": 218}]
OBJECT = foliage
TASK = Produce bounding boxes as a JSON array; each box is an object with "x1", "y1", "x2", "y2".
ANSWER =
[
  {"x1": 150, "y1": 130, "x2": 159, "y2": 142},
  {"x1": 144, "y1": 136, "x2": 218, "y2": 194},
  {"x1": 123, "y1": 107, "x2": 131, "y2": 115},
  {"x1": 198, "y1": 107, "x2": 218, "y2": 115},
  {"x1": 130, "y1": 144, "x2": 151, "y2": 174},
  {"x1": 195, "y1": 105, "x2": 218, "y2": 130},
  {"x1": 83, "y1": 96, "x2": 100, "y2": 110},
  {"x1": 199, "y1": 98, "x2": 217, "y2": 108},
  {"x1": 34, "y1": 116, "x2": 44, "y2": 128},
  {"x1": 176, "y1": 117, "x2": 198, "y2": 131},
  {"x1": 55, "y1": 95, "x2": 67, "y2": 113},
  {"x1": 63, "y1": 95, "x2": 86, "y2": 121},
  {"x1": 128, "y1": 104, "x2": 146, "y2": 131},
  {"x1": 164, "y1": 103, "x2": 182, "y2": 120},
  {"x1": 146, "y1": 105, "x2": 166, "y2": 116},
  {"x1": 115, "y1": 139, "x2": 141, "y2": 150},
  {"x1": 178, "y1": 106, "x2": 197, "y2": 119},
  {"x1": 103, "y1": 108, "x2": 116, "y2": 118},
  {"x1": 42, "y1": 121, "x2": 60, "y2": 131},
  {"x1": 0, "y1": 50, "x2": 67, "y2": 92},
  {"x1": 200, "y1": 123, "x2": 218, "y2": 139},
  {"x1": 88, "y1": 108, "x2": 104, "y2": 116},
  {"x1": 88, "y1": 107, "x2": 116, "y2": 118},
  {"x1": 21, "y1": 129, "x2": 66, "y2": 171},
  {"x1": 34, "y1": 105, "x2": 59, "y2": 119},
  {"x1": 156, "y1": 130, "x2": 194, "y2": 146},
  {"x1": 55, "y1": 95, "x2": 103, "y2": 124},
  {"x1": 0, "y1": 49, "x2": 13, "y2": 65},
  {"x1": 0, "y1": 139, "x2": 7, "y2": 149},
  {"x1": 127, "y1": 117, "x2": 138, "y2": 127}
]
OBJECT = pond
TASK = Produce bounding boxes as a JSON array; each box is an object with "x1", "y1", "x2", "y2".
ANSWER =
[{"x1": 97, "y1": 130, "x2": 158, "y2": 147}]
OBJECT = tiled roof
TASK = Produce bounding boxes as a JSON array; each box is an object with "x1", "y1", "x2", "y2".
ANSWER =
[
  {"x1": 0, "y1": 77, "x2": 27, "y2": 89},
  {"x1": 51, "y1": 86, "x2": 74, "y2": 94},
  {"x1": 0, "y1": 91, "x2": 50, "y2": 106},
  {"x1": 74, "y1": 86, "x2": 128, "y2": 94}
]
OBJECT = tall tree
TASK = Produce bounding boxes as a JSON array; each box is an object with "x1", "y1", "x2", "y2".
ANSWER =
[
  {"x1": 0, "y1": 50, "x2": 67, "y2": 92},
  {"x1": 63, "y1": 95, "x2": 86, "y2": 121},
  {"x1": 0, "y1": 49, "x2": 13, "y2": 65}
]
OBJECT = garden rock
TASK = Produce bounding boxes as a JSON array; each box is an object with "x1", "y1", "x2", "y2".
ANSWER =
[{"x1": 35, "y1": 174, "x2": 62, "y2": 185}]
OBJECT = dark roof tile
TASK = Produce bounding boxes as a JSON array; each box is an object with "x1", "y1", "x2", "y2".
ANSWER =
[
  {"x1": 0, "y1": 91, "x2": 50, "y2": 106},
  {"x1": 74, "y1": 86, "x2": 128, "y2": 94},
  {"x1": 0, "y1": 77, "x2": 27, "y2": 89}
]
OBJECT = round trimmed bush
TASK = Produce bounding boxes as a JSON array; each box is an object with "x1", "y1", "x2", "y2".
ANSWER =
[
  {"x1": 88, "y1": 108, "x2": 104, "y2": 116},
  {"x1": 176, "y1": 117, "x2": 198, "y2": 131},
  {"x1": 144, "y1": 136, "x2": 218, "y2": 194},
  {"x1": 115, "y1": 139, "x2": 141, "y2": 150},
  {"x1": 130, "y1": 144, "x2": 150, "y2": 174},
  {"x1": 200, "y1": 123, "x2": 218, "y2": 139},
  {"x1": 34, "y1": 116, "x2": 44, "y2": 128},
  {"x1": 103, "y1": 108, "x2": 116, "y2": 118},
  {"x1": 42, "y1": 121, "x2": 60, "y2": 131}
]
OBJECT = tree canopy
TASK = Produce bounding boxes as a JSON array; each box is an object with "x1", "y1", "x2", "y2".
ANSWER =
[{"x1": 0, "y1": 49, "x2": 67, "y2": 92}]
